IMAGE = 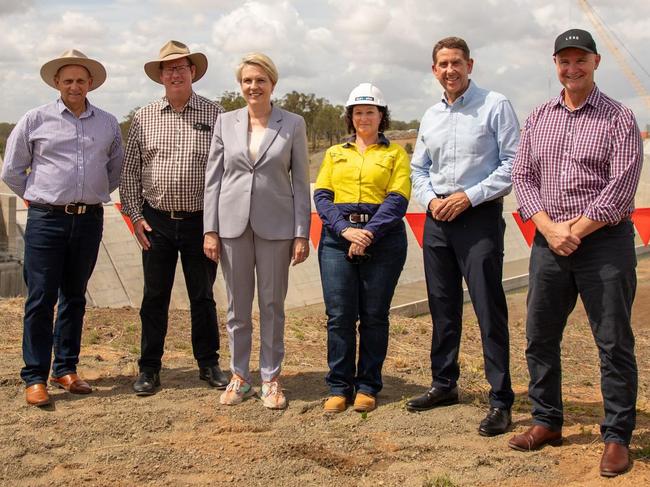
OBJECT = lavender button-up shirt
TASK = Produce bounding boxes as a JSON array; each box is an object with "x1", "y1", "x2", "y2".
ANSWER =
[
  {"x1": 1, "y1": 98, "x2": 123, "y2": 205},
  {"x1": 512, "y1": 85, "x2": 643, "y2": 225}
]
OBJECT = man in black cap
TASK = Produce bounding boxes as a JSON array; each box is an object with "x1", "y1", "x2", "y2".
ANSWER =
[{"x1": 508, "y1": 28, "x2": 643, "y2": 477}]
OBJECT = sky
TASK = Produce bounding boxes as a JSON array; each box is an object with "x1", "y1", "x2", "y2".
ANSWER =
[{"x1": 0, "y1": 0, "x2": 649, "y2": 128}]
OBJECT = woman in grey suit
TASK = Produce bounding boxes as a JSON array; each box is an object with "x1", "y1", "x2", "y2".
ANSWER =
[{"x1": 203, "y1": 53, "x2": 310, "y2": 410}]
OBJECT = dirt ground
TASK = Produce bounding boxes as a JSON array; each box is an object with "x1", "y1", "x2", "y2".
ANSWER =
[{"x1": 1, "y1": 257, "x2": 650, "y2": 487}]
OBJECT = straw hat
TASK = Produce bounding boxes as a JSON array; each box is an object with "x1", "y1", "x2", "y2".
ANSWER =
[
  {"x1": 40, "y1": 49, "x2": 106, "y2": 90},
  {"x1": 144, "y1": 40, "x2": 208, "y2": 83}
]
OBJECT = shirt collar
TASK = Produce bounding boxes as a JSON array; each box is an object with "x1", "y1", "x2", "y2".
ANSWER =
[
  {"x1": 440, "y1": 79, "x2": 476, "y2": 106},
  {"x1": 342, "y1": 132, "x2": 390, "y2": 148},
  {"x1": 159, "y1": 91, "x2": 198, "y2": 112},
  {"x1": 556, "y1": 84, "x2": 600, "y2": 111},
  {"x1": 57, "y1": 98, "x2": 94, "y2": 118}
]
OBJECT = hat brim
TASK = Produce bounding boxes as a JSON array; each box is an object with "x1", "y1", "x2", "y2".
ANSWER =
[
  {"x1": 553, "y1": 44, "x2": 597, "y2": 55},
  {"x1": 143, "y1": 52, "x2": 208, "y2": 84},
  {"x1": 40, "y1": 57, "x2": 107, "y2": 91}
]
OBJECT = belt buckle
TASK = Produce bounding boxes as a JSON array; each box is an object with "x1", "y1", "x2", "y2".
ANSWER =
[
  {"x1": 64, "y1": 204, "x2": 85, "y2": 215},
  {"x1": 170, "y1": 210, "x2": 183, "y2": 220}
]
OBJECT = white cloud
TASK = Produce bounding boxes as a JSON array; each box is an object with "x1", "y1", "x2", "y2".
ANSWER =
[{"x1": 0, "y1": 0, "x2": 648, "y2": 127}]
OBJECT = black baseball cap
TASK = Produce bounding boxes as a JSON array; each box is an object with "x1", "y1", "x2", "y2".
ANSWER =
[{"x1": 553, "y1": 28, "x2": 598, "y2": 55}]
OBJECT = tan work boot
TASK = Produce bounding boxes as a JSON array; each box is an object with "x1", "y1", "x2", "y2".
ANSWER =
[
  {"x1": 353, "y1": 392, "x2": 376, "y2": 412},
  {"x1": 324, "y1": 395, "x2": 348, "y2": 413}
]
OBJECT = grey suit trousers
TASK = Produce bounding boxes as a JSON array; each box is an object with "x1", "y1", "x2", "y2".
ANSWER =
[{"x1": 220, "y1": 224, "x2": 293, "y2": 382}]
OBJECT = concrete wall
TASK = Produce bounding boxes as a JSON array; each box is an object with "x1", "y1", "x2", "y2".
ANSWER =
[{"x1": 2, "y1": 140, "x2": 649, "y2": 308}]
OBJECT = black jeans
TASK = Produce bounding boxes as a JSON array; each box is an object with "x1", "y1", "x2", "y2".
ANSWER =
[
  {"x1": 21, "y1": 206, "x2": 103, "y2": 386},
  {"x1": 318, "y1": 223, "x2": 407, "y2": 398},
  {"x1": 526, "y1": 221, "x2": 637, "y2": 445},
  {"x1": 138, "y1": 204, "x2": 219, "y2": 373},
  {"x1": 423, "y1": 200, "x2": 514, "y2": 409}
]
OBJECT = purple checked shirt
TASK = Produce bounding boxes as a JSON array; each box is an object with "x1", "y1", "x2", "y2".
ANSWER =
[
  {"x1": 512, "y1": 85, "x2": 643, "y2": 225},
  {"x1": 1, "y1": 99, "x2": 123, "y2": 205}
]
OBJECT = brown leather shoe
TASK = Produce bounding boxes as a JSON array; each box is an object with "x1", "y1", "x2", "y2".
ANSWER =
[
  {"x1": 25, "y1": 383, "x2": 51, "y2": 406},
  {"x1": 508, "y1": 424, "x2": 562, "y2": 451},
  {"x1": 600, "y1": 442, "x2": 630, "y2": 477},
  {"x1": 50, "y1": 373, "x2": 92, "y2": 394}
]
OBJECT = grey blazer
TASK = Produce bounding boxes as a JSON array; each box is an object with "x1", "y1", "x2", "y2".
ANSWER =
[{"x1": 204, "y1": 106, "x2": 311, "y2": 240}]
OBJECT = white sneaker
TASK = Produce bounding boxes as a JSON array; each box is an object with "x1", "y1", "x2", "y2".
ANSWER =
[
  {"x1": 219, "y1": 375, "x2": 254, "y2": 405},
  {"x1": 261, "y1": 379, "x2": 287, "y2": 410}
]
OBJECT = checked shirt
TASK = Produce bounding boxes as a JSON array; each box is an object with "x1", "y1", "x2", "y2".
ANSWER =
[
  {"x1": 120, "y1": 92, "x2": 223, "y2": 223},
  {"x1": 512, "y1": 85, "x2": 643, "y2": 225}
]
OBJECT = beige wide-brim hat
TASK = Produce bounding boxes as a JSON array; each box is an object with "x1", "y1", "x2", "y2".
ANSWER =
[
  {"x1": 144, "y1": 40, "x2": 208, "y2": 84},
  {"x1": 40, "y1": 49, "x2": 107, "y2": 90}
]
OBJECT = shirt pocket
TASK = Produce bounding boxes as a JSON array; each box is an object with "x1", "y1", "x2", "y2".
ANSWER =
[
  {"x1": 191, "y1": 128, "x2": 213, "y2": 165},
  {"x1": 374, "y1": 154, "x2": 395, "y2": 171}
]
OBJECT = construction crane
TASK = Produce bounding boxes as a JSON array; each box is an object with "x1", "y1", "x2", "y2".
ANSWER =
[{"x1": 577, "y1": 0, "x2": 650, "y2": 112}]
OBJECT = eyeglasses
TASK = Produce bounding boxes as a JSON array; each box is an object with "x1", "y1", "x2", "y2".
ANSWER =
[{"x1": 161, "y1": 64, "x2": 191, "y2": 76}]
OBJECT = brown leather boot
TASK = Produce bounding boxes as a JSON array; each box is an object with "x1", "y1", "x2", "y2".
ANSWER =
[
  {"x1": 50, "y1": 373, "x2": 92, "y2": 394},
  {"x1": 508, "y1": 424, "x2": 562, "y2": 451},
  {"x1": 600, "y1": 442, "x2": 630, "y2": 477},
  {"x1": 25, "y1": 383, "x2": 51, "y2": 406}
]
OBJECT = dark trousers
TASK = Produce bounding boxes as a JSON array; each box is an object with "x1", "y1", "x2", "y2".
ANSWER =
[
  {"x1": 423, "y1": 200, "x2": 514, "y2": 409},
  {"x1": 21, "y1": 206, "x2": 103, "y2": 386},
  {"x1": 138, "y1": 204, "x2": 219, "y2": 373},
  {"x1": 318, "y1": 223, "x2": 407, "y2": 398},
  {"x1": 526, "y1": 221, "x2": 637, "y2": 445}
]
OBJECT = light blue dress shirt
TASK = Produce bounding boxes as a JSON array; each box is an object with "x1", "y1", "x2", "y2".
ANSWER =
[
  {"x1": 1, "y1": 99, "x2": 123, "y2": 205},
  {"x1": 410, "y1": 80, "x2": 520, "y2": 208}
]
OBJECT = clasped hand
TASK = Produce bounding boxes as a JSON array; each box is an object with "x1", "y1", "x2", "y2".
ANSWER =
[{"x1": 342, "y1": 227, "x2": 373, "y2": 259}]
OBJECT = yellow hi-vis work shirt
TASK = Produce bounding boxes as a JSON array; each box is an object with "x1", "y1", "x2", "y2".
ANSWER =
[{"x1": 315, "y1": 141, "x2": 411, "y2": 203}]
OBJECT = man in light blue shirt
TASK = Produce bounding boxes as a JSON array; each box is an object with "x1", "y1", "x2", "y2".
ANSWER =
[
  {"x1": 407, "y1": 36, "x2": 519, "y2": 437},
  {"x1": 1, "y1": 49, "x2": 122, "y2": 407}
]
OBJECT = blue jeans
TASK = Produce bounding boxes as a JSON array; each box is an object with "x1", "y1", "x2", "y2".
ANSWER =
[
  {"x1": 318, "y1": 222, "x2": 407, "y2": 398},
  {"x1": 21, "y1": 206, "x2": 103, "y2": 386}
]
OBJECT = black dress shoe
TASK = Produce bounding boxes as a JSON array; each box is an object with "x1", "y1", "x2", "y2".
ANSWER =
[
  {"x1": 478, "y1": 407, "x2": 512, "y2": 437},
  {"x1": 199, "y1": 365, "x2": 229, "y2": 389},
  {"x1": 406, "y1": 386, "x2": 459, "y2": 412},
  {"x1": 133, "y1": 371, "x2": 160, "y2": 396}
]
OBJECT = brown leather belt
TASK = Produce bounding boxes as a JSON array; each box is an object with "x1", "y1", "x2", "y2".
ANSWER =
[{"x1": 347, "y1": 213, "x2": 370, "y2": 223}]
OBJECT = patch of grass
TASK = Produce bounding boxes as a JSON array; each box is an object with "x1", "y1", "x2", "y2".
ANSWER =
[
  {"x1": 423, "y1": 473, "x2": 459, "y2": 487},
  {"x1": 632, "y1": 444, "x2": 650, "y2": 460},
  {"x1": 86, "y1": 329, "x2": 101, "y2": 345},
  {"x1": 293, "y1": 329, "x2": 305, "y2": 341},
  {"x1": 391, "y1": 323, "x2": 408, "y2": 336}
]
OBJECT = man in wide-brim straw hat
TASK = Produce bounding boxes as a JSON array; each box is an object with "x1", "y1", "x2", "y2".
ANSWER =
[
  {"x1": 1, "y1": 49, "x2": 123, "y2": 407},
  {"x1": 120, "y1": 40, "x2": 228, "y2": 396}
]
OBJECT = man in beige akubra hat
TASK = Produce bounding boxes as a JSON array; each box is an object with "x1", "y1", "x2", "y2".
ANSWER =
[
  {"x1": 120, "y1": 40, "x2": 228, "y2": 396},
  {"x1": 1, "y1": 49, "x2": 123, "y2": 407}
]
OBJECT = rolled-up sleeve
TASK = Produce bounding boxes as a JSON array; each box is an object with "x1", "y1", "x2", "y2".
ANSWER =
[
  {"x1": 583, "y1": 109, "x2": 643, "y2": 224},
  {"x1": 512, "y1": 114, "x2": 544, "y2": 222},
  {"x1": 119, "y1": 113, "x2": 145, "y2": 223}
]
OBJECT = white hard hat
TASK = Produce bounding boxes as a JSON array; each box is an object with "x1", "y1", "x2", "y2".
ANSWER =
[{"x1": 345, "y1": 82, "x2": 387, "y2": 107}]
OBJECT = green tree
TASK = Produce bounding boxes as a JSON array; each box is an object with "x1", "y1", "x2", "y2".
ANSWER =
[
  {"x1": 217, "y1": 91, "x2": 247, "y2": 111},
  {"x1": 119, "y1": 108, "x2": 139, "y2": 143}
]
